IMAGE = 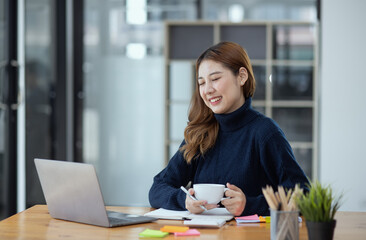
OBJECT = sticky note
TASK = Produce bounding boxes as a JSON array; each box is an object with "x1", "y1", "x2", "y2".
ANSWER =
[
  {"x1": 235, "y1": 214, "x2": 260, "y2": 223},
  {"x1": 160, "y1": 225, "x2": 189, "y2": 233},
  {"x1": 139, "y1": 229, "x2": 169, "y2": 238},
  {"x1": 236, "y1": 214, "x2": 259, "y2": 221},
  {"x1": 235, "y1": 214, "x2": 268, "y2": 223},
  {"x1": 258, "y1": 216, "x2": 266, "y2": 223},
  {"x1": 174, "y1": 229, "x2": 200, "y2": 236}
]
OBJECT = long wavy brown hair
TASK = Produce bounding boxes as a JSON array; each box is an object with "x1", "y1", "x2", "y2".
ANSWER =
[{"x1": 180, "y1": 41, "x2": 256, "y2": 163}]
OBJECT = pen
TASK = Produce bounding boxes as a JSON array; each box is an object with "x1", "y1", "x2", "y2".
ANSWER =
[{"x1": 180, "y1": 186, "x2": 207, "y2": 211}]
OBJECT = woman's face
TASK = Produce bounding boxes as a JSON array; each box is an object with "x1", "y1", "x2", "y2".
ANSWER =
[{"x1": 198, "y1": 60, "x2": 247, "y2": 114}]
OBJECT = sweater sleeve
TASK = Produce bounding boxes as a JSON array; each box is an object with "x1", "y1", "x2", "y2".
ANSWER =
[
  {"x1": 148, "y1": 145, "x2": 195, "y2": 210},
  {"x1": 260, "y1": 130, "x2": 309, "y2": 189},
  {"x1": 243, "y1": 195, "x2": 269, "y2": 216},
  {"x1": 243, "y1": 129, "x2": 309, "y2": 216}
]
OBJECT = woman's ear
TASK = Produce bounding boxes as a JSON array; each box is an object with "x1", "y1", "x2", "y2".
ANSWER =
[{"x1": 238, "y1": 67, "x2": 248, "y2": 86}]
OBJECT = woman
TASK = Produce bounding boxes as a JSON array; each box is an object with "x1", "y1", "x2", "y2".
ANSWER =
[{"x1": 149, "y1": 41, "x2": 309, "y2": 216}]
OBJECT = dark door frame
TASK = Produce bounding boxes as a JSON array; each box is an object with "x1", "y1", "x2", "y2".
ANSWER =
[
  {"x1": 73, "y1": 0, "x2": 84, "y2": 163},
  {"x1": 2, "y1": 0, "x2": 19, "y2": 218}
]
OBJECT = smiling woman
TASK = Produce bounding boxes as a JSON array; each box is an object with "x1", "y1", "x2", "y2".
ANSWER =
[
  {"x1": 182, "y1": 42, "x2": 256, "y2": 163},
  {"x1": 149, "y1": 41, "x2": 310, "y2": 217},
  {"x1": 198, "y1": 60, "x2": 246, "y2": 114}
]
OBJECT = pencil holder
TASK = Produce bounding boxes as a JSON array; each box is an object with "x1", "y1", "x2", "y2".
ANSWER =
[{"x1": 270, "y1": 209, "x2": 299, "y2": 240}]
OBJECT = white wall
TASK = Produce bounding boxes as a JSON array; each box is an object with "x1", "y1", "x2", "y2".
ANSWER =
[{"x1": 320, "y1": 0, "x2": 366, "y2": 211}]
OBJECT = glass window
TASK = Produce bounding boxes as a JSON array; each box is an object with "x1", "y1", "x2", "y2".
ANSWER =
[
  {"x1": 220, "y1": 25, "x2": 267, "y2": 59},
  {"x1": 272, "y1": 107, "x2": 313, "y2": 142},
  {"x1": 0, "y1": 0, "x2": 5, "y2": 94},
  {"x1": 0, "y1": 0, "x2": 4, "y2": 62},
  {"x1": 293, "y1": 148, "x2": 312, "y2": 179},
  {"x1": 252, "y1": 65, "x2": 266, "y2": 100},
  {"x1": 169, "y1": 25, "x2": 214, "y2": 59},
  {"x1": 273, "y1": 25, "x2": 315, "y2": 60},
  {"x1": 169, "y1": 104, "x2": 189, "y2": 141},
  {"x1": 84, "y1": 0, "x2": 197, "y2": 207},
  {"x1": 169, "y1": 61, "x2": 194, "y2": 101},
  {"x1": 272, "y1": 66, "x2": 313, "y2": 100},
  {"x1": 202, "y1": 0, "x2": 316, "y2": 22},
  {"x1": 25, "y1": 0, "x2": 55, "y2": 207}
]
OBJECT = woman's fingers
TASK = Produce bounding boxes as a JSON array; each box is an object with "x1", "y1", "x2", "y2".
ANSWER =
[
  {"x1": 205, "y1": 203, "x2": 219, "y2": 210},
  {"x1": 221, "y1": 183, "x2": 246, "y2": 216},
  {"x1": 185, "y1": 188, "x2": 207, "y2": 214},
  {"x1": 224, "y1": 183, "x2": 242, "y2": 197}
]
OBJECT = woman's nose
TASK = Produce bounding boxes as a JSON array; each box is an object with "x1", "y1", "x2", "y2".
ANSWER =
[{"x1": 203, "y1": 81, "x2": 214, "y2": 94}]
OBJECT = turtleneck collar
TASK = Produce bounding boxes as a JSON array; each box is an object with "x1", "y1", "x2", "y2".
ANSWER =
[{"x1": 214, "y1": 97, "x2": 257, "y2": 132}]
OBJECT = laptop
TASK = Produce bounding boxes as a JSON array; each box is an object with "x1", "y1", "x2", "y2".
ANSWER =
[{"x1": 34, "y1": 158, "x2": 157, "y2": 227}]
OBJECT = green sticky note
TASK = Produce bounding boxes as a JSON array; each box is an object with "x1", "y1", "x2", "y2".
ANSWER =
[{"x1": 139, "y1": 229, "x2": 169, "y2": 238}]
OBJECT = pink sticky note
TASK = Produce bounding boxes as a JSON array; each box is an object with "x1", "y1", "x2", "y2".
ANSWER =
[
  {"x1": 236, "y1": 214, "x2": 259, "y2": 221},
  {"x1": 174, "y1": 229, "x2": 201, "y2": 236}
]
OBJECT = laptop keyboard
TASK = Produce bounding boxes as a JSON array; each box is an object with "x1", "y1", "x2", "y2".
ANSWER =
[
  {"x1": 108, "y1": 217, "x2": 132, "y2": 226},
  {"x1": 106, "y1": 210, "x2": 156, "y2": 227}
]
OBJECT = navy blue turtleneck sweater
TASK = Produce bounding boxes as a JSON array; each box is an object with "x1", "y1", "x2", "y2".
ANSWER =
[{"x1": 149, "y1": 98, "x2": 309, "y2": 216}]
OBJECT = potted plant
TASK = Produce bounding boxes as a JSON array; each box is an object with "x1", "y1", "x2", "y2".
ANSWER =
[{"x1": 295, "y1": 181, "x2": 342, "y2": 240}]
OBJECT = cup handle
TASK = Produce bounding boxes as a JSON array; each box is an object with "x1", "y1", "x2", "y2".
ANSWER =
[{"x1": 220, "y1": 188, "x2": 230, "y2": 201}]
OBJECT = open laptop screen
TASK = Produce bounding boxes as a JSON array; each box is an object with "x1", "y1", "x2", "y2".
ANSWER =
[{"x1": 34, "y1": 158, "x2": 156, "y2": 227}]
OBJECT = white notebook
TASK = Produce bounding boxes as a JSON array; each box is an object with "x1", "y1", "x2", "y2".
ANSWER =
[
  {"x1": 184, "y1": 218, "x2": 226, "y2": 228},
  {"x1": 144, "y1": 208, "x2": 234, "y2": 221}
]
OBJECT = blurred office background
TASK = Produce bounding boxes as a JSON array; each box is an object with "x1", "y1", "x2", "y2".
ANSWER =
[{"x1": 1, "y1": 0, "x2": 365, "y2": 220}]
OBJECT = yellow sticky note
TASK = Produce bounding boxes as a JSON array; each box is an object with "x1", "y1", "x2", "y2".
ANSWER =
[
  {"x1": 139, "y1": 229, "x2": 168, "y2": 238},
  {"x1": 160, "y1": 225, "x2": 189, "y2": 233},
  {"x1": 259, "y1": 216, "x2": 266, "y2": 223}
]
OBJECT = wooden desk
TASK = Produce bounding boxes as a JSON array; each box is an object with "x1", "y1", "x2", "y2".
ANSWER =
[{"x1": 0, "y1": 205, "x2": 365, "y2": 239}]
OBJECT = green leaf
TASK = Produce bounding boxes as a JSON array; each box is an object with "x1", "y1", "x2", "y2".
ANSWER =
[{"x1": 295, "y1": 180, "x2": 343, "y2": 222}]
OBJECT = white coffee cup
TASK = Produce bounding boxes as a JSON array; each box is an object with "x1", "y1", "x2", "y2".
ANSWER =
[{"x1": 193, "y1": 184, "x2": 228, "y2": 204}]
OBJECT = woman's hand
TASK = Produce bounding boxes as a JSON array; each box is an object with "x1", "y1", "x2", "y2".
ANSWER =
[
  {"x1": 221, "y1": 183, "x2": 246, "y2": 216},
  {"x1": 185, "y1": 188, "x2": 218, "y2": 214}
]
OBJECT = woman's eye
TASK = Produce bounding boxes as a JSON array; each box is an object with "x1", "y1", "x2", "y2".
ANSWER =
[
  {"x1": 212, "y1": 77, "x2": 220, "y2": 81},
  {"x1": 198, "y1": 82, "x2": 205, "y2": 86}
]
